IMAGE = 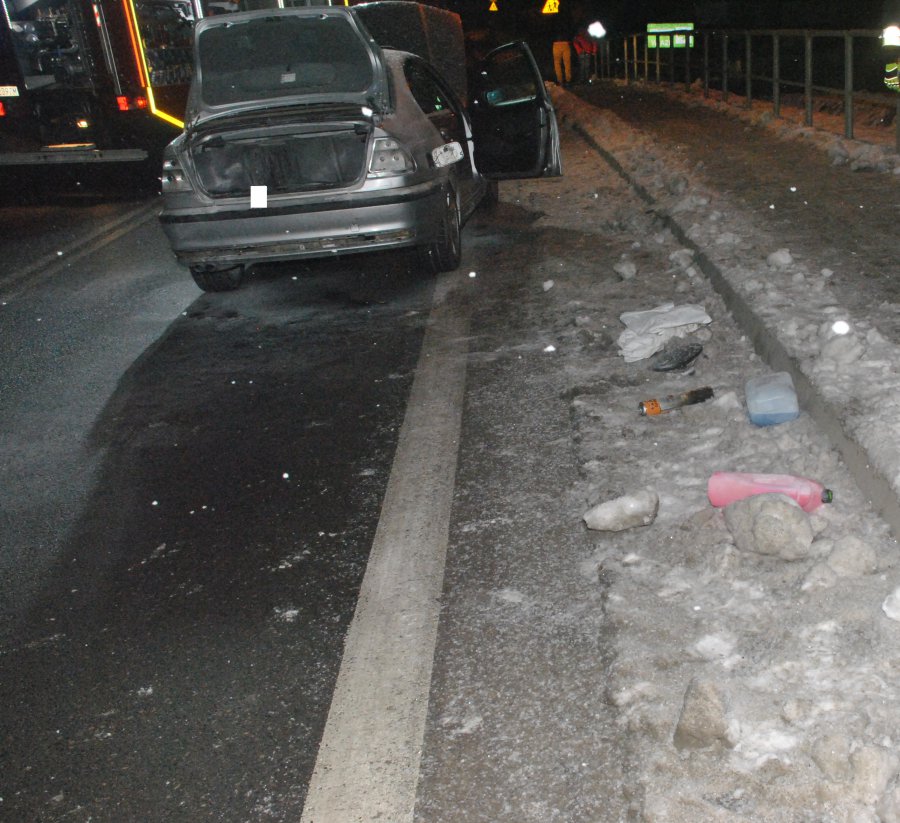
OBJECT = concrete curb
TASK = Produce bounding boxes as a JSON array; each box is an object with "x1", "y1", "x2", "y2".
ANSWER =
[{"x1": 552, "y1": 88, "x2": 900, "y2": 540}]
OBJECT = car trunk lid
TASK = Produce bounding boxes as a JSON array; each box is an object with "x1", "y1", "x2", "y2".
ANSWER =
[{"x1": 185, "y1": 7, "x2": 389, "y2": 129}]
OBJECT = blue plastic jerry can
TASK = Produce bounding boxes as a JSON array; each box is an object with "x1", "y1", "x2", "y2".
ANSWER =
[{"x1": 745, "y1": 371, "x2": 799, "y2": 426}]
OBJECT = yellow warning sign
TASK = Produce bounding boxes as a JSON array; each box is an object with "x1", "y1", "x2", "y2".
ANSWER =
[
  {"x1": 489, "y1": 0, "x2": 497, "y2": 9},
  {"x1": 541, "y1": 0, "x2": 559, "y2": 13}
]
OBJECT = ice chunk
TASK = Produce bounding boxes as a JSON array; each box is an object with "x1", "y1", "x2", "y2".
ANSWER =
[
  {"x1": 583, "y1": 490, "x2": 659, "y2": 531},
  {"x1": 723, "y1": 493, "x2": 814, "y2": 561},
  {"x1": 613, "y1": 260, "x2": 637, "y2": 280},
  {"x1": 827, "y1": 535, "x2": 878, "y2": 577},
  {"x1": 881, "y1": 587, "x2": 900, "y2": 621},
  {"x1": 673, "y1": 678, "x2": 733, "y2": 750},
  {"x1": 767, "y1": 248, "x2": 794, "y2": 268}
]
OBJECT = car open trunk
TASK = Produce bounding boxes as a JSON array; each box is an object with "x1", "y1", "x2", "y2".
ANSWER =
[{"x1": 188, "y1": 115, "x2": 372, "y2": 197}]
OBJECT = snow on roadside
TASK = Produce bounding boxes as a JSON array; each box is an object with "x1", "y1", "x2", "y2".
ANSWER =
[
  {"x1": 620, "y1": 77, "x2": 900, "y2": 175},
  {"x1": 506, "y1": 87, "x2": 900, "y2": 820},
  {"x1": 552, "y1": 84, "x2": 900, "y2": 507}
]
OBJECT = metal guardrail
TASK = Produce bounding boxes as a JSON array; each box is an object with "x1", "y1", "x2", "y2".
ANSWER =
[{"x1": 594, "y1": 29, "x2": 900, "y2": 152}]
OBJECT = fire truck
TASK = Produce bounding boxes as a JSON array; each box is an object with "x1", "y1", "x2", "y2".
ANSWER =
[
  {"x1": 0, "y1": 0, "x2": 210, "y2": 167},
  {"x1": 0, "y1": 0, "x2": 345, "y2": 167}
]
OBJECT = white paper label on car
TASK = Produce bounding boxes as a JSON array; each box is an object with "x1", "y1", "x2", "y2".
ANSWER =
[
  {"x1": 250, "y1": 186, "x2": 268, "y2": 209},
  {"x1": 431, "y1": 142, "x2": 464, "y2": 168},
  {"x1": 281, "y1": 72, "x2": 296, "y2": 84}
]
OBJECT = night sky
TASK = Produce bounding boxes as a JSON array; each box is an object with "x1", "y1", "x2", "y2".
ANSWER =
[{"x1": 447, "y1": 0, "x2": 891, "y2": 36}]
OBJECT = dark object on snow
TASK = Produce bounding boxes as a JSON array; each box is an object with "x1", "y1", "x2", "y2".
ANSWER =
[
  {"x1": 639, "y1": 386, "x2": 714, "y2": 416},
  {"x1": 650, "y1": 342, "x2": 703, "y2": 372}
]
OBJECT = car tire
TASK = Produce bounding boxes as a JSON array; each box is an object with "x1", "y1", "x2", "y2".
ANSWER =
[
  {"x1": 190, "y1": 264, "x2": 245, "y2": 292},
  {"x1": 419, "y1": 185, "x2": 461, "y2": 274}
]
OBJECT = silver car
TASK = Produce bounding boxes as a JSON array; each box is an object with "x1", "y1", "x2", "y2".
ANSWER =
[{"x1": 159, "y1": 3, "x2": 561, "y2": 291}]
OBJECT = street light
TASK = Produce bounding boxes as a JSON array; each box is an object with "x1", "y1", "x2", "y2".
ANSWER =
[
  {"x1": 587, "y1": 20, "x2": 606, "y2": 80},
  {"x1": 588, "y1": 21, "x2": 606, "y2": 39},
  {"x1": 884, "y1": 24, "x2": 900, "y2": 92}
]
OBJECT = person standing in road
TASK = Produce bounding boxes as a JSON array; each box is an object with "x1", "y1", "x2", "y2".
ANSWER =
[
  {"x1": 573, "y1": 27, "x2": 597, "y2": 84},
  {"x1": 552, "y1": 20, "x2": 573, "y2": 86}
]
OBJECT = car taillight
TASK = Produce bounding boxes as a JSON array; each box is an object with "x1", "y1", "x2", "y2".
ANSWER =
[
  {"x1": 116, "y1": 95, "x2": 149, "y2": 112},
  {"x1": 368, "y1": 137, "x2": 415, "y2": 176},
  {"x1": 161, "y1": 155, "x2": 192, "y2": 193},
  {"x1": 0, "y1": 102, "x2": 5, "y2": 117}
]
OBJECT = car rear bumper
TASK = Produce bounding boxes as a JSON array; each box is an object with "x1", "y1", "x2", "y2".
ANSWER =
[{"x1": 159, "y1": 181, "x2": 445, "y2": 268}]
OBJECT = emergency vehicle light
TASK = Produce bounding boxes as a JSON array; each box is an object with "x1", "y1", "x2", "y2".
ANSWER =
[
  {"x1": 116, "y1": 95, "x2": 149, "y2": 111},
  {"x1": 123, "y1": 0, "x2": 184, "y2": 128}
]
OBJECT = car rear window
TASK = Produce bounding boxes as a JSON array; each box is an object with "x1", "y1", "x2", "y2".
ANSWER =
[{"x1": 198, "y1": 14, "x2": 374, "y2": 106}]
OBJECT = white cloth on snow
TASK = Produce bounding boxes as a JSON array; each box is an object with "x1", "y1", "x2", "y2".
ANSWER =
[{"x1": 617, "y1": 302, "x2": 712, "y2": 362}]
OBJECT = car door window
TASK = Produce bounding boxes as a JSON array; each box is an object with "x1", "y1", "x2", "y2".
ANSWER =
[
  {"x1": 404, "y1": 58, "x2": 471, "y2": 160},
  {"x1": 469, "y1": 41, "x2": 561, "y2": 178},
  {"x1": 404, "y1": 60, "x2": 453, "y2": 116},
  {"x1": 478, "y1": 48, "x2": 539, "y2": 108}
]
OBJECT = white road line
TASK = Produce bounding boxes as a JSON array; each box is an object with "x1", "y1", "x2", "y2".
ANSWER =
[
  {"x1": 300, "y1": 272, "x2": 471, "y2": 823},
  {"x1": 0, "y1": 202, "x2": 157, "y2": 296}
]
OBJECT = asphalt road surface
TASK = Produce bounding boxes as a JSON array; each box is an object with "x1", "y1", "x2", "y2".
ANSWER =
[
  {"x1": 5, "y1": 80, "x2": 896, "y2": 823},
  {"x1": 3, "y1": 126, "x2": 626, "y2": 823},
  {"x1": 0, "y1": 207, "x2": 436, "y2": 820}
]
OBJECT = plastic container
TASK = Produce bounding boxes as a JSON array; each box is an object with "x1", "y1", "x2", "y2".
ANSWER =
[
  {"x1": 745, "y1": 372, "x2": 799, "y2": 426},
  {"x1": 708, "y1": 471, "x2": 833, "y2": 513}
]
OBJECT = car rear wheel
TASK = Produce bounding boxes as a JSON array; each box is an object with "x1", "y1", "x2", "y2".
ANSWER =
[
  {"x1": 419, "y1": 186, "x2": 461, "y2": 274},
  {"x1": 190, "y1": 264, "x2": 245, "y2": 292}
]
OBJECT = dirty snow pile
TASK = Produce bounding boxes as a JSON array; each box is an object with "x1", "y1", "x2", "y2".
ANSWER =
[
  {"x1": 552, "y1": 85, "x2": 900, "y2": 508},
  {"x1": 622, "y1": 77, "x2": 900, "y2": 175},
  {"x1": 523, "y1": 87, "x2": 900, "y2": 821}
]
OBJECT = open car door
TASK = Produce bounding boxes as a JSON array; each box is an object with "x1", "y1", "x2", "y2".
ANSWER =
[{"x1": 469, "y1": 42, "x2": 562, "y2": 179}]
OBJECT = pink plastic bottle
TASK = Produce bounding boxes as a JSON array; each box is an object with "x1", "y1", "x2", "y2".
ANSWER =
[{"x1": 707, "y1": 471, "x2": 833, "y2": 513}]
